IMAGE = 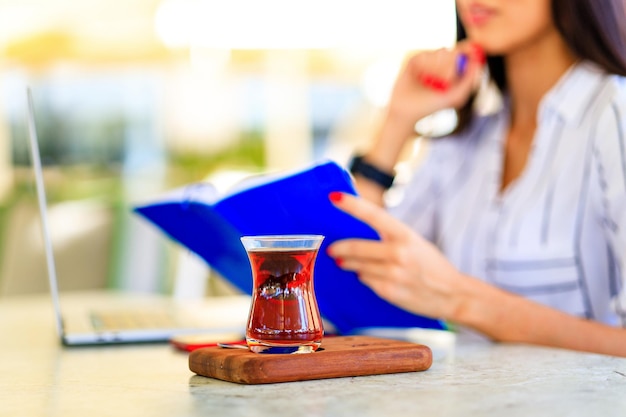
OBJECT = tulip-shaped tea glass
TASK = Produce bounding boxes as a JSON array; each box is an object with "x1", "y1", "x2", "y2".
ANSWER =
[{"x1": 241, "y1": 235, "x2": 324, "y2": 354}]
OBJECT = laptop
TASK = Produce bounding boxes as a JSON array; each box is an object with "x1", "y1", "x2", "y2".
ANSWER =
[{"x1": 25, "y1": 87, "x2": 250, "y2": 346}]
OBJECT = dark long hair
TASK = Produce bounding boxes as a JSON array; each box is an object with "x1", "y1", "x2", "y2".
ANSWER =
[{"x1": 454, "y1": 0, "x2": 626, "y2": 133}]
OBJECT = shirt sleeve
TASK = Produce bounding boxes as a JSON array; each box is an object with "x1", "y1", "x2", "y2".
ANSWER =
[
  {"x1": 592, "y1": 92, "x2": 626, "y2": 326},
  {"x1": 388, "y1": 135, "x2": 466, "y2": 243}
]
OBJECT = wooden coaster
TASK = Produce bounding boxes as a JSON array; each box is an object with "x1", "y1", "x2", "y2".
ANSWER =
[{"x1": 189, "y1": 335, "x2": 432, "y2": 384}]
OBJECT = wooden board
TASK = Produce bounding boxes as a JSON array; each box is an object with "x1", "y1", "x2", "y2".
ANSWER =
[{"x1": 189, "y1": 335, "x2": 432, "y2": 384}]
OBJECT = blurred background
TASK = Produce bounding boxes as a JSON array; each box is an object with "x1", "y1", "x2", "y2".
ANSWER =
[{"x1": 0, "y1": 0, "x2": 457, "y2": 298}]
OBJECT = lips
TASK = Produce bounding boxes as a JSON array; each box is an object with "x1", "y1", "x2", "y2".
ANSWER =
[{"x1": 464, "y1": 3, "x2": 496, "y2": 26}]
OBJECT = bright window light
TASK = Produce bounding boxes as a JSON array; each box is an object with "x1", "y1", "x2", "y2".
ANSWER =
[{"x1": 154, "y1": 0, "x2": 456, "y2": 50}]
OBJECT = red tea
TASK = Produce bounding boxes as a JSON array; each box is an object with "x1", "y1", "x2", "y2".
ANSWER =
[{"x1": 245, "y1": 248, "x2": 323, "y2": 350}]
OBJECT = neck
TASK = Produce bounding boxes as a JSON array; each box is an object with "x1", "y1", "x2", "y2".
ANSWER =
[{"x1": 504, "y1": 32, "x2": 577, "y2": 129}]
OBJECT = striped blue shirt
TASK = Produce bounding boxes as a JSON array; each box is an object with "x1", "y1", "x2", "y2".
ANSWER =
[{"x1": 392, "y1": 61, "x2": 626, "y2": 326}]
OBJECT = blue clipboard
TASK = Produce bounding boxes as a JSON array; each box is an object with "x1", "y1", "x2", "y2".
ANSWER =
[{"x1": 133, "y1": 160, "x2": 446, "y2": 334}]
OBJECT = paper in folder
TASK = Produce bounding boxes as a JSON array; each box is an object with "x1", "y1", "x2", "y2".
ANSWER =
[{"x1": 133, "y1": 160, "x2": 445, "y2": 334}]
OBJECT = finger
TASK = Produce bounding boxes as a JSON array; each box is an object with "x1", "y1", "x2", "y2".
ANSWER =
[
  {"x1": 354, "y1": 269, "x2": 413, "y2": 308},
  {"x1": 456, "y1": 41, "x2": 486, "y2": 66},
  {"x1": 417, "y1": 49, "x2": 457, "y2": 91},
  {"x1": 433, "y1": 49, "x2": 459, "y2": 84},
  {"x1": 334, "y1": 253, "x2": 408, "y2": 302},
  {"x1": 356, "y1": 270, "x2": 396, "y2": 298},
  {"x1": 328, "y1": 191, "x2": 408, "y2": 241},
  {"x1": 456, "y1": 42, "x2": 486, "y2": 84},
  {"x1": 335, "y1": 253, "x2": 392, "y2": 278},
  {"x1": 444, "y1": 43, "x2": 485, "y2": 104},
  {"x1": 329, "y1": 237, "x2": 394, "y2": 264},
  {"x1": 457, "y1": 54, "x2": 483, "y2": 93}
]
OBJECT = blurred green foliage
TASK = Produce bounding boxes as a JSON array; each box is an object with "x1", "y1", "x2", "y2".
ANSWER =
[{"x1": 165, "y1": 130, "x2": 265, "y2": 187}]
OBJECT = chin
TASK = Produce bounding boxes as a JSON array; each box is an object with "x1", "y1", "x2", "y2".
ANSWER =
[{"x1": 464, "y1": 35, "x2": 506, "y2": 56}]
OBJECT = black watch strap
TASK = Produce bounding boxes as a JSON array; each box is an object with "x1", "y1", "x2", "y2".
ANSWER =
[{"x1": 349, "y1": 155, "x2": 395, "y2": 190}]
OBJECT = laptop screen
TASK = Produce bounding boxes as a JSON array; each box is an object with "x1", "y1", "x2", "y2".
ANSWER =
[{"x1": 25, "y1": 87, "x2": 65, "y2": 338}]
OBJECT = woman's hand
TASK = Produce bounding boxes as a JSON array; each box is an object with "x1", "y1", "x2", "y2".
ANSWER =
[
  {"x1": 326, "y1": 192, "x2": 626, "y2": 358},
  {"x1": 385, "y1": 41, "x2": 486, "y2": 131},
  {"x1": 326, "y1": 191, "x2": 466, "y2": 321},
  {"x1": 355, "y1": 42, "x2": 486, "y2": 205}
]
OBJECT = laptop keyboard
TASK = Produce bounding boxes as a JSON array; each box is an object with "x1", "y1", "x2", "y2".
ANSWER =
[{"x1": 90, "y1": 310, "x2": 183, "y2": 330}]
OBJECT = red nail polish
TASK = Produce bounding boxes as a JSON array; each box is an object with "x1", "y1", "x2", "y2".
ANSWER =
[
  {"x1": 420, "y1": 74, "x2": 434, "y2": 86},
  {"x1": 471, "y1": 43, "x2": 486, "y2": 65},
  {"x1": 433, "y1": 79, "x2": 449, "y2": 91},
  {"x1": 335, "y1": 258, "x2": 343, "y2": 267},
  {"x1": 421, "y1": 75, "x2": 448, "y2": 91},
  {"x1": 329, "y1": 191, "x2": 343, "y2": 203}
]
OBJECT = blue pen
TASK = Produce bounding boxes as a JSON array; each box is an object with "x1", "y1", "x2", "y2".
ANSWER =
[{"x1": 456, "y1": 53, "x2": 468, "y2": 76}]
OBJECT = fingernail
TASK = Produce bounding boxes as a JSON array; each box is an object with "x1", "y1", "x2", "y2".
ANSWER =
[
  {"x1": 471, "y1": 43, "x2": 486, "y2": 65},
  {"x1": 335, "y1": 258, "x2": 344, "y2": 267},
  {"x1": 432, "y1": 79, "x2": 449, "y2": 91},
  {"x1": 329, "y1": 191, "x2": 343, "y2": 203},
  {"x1": 420, "y1": 75, "x2": 448, "y2": 91},
  {"x1": 420, "y1": 74, "x2": 434, "y2": 86}
]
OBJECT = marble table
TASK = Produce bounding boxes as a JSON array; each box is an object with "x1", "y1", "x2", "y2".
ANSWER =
[{"x1": 1, "y1": 293, "x2": 625, "y2": 417}]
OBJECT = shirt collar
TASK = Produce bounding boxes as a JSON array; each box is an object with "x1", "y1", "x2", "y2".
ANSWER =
[
  {"x1": 478, "y1": 61, "x2": 610, "y2": 126},
  {"x1": 538, "y1": 61, "x2": 608, "y2": 126}
]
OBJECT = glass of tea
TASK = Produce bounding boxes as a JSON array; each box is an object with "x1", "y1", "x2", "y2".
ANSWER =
[{"x1": 240, "y1": 234, "x2": 325, "y2": 354}]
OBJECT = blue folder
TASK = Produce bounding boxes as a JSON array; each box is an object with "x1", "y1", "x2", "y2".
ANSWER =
[{"x1": 133, "y1": 160, "x2": 445, "y2": 334}]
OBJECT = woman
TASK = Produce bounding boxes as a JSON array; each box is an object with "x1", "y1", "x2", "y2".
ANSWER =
[{"x1": 327, "y1": 0, "x2": 626, "y2": 357}]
